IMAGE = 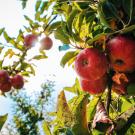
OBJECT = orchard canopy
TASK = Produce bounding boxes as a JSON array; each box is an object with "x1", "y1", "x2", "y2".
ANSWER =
[{"x1": 0, "y1": 0, "x2": 135, "y2": 135}]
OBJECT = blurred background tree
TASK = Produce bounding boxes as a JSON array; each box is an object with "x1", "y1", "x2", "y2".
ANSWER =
[{"x1": 1, "y1": 80, "x2": 55, "y2": 135}]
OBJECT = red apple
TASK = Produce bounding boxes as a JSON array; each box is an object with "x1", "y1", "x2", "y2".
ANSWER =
[
  {"x1": 80, "y1": 74, "x2": 107, "y2": 94},
  {"x1": 40, "y1": 36, "x2": 53, "y2": 50},
  {"x1": 11, "y1": 74, "x2": 24, "y2": 89},
  {"x1": 0, "y1": 70, "x2": 9, "y2": 83},
  {"x1": 24, "y1": 34, "x2": 38, "y2": 49},
  {"x1": 107, "y1": 36, "x2": 135, "y2": 72},
  {"x1": 75, "y1": 48, "x2": 108, "y2": 80},
  {"x1": 0, "y1": 80, "x2": 12, "y2": 92}
]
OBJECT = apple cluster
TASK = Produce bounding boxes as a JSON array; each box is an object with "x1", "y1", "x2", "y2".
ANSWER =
[
  {"x1": 24, "y1": 34, "x2": 53, "y2": 50},
  {"x1": 75, "y1": 35, "x2": 135, "y2": 95},
  {"x1": 0, "y1": 70, "x2": 24, "y2": 93}
]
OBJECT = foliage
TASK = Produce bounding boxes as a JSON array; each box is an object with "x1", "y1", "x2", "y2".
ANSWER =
[
  {"x1": 0, "y1": 0, "x2": 135, "y2": 134},
  {"x1": 24, "y1": 0, "x2": 135, "y2": 134}
]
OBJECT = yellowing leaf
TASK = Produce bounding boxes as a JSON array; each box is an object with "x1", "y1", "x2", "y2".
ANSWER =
[
  {"x1": 56, "y1": 90, "x2": 74, "y2": 127},
  {"x1": 71, "y1": 94, "x2": 90, "y2": 135},
  {"x1": 4, "y1": 49, "x2": 15, "y2": 58},
  {"x1": 42, "y1": 121, "x2": 52, "y2": 135}
]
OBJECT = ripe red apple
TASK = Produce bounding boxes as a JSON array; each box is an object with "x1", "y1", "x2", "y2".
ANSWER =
[
  {"x1": 80, "y1": 74, "x2": 107, "y2": 94},
  {"x1": 40, "y1": 36, "x2": 53, "y2": 50},
  {"x1": 0, "y1": 80, "x2": 12, "y2": 92},
  {"x1": 24, "y1": 34, "x2": 38, "y2": 49},
  {"x1": 0, "y1": 70, "x2": 9, "y2": 83},
  {"x1": 107, "y1": 36, "x2": 135, "y2": 72},
  {"x1": 75, "y1": 48, "x2": 108, "y2": 80},
  {"x1": 11, "y1": 74, "x2": 24, "y2": 89}
]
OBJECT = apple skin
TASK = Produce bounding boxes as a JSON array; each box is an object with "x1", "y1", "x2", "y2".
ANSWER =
[
  {"x1": 24, "y1": 34, "x2": 38, "y2": 49},
  {"x1": 40, "y1": 37, "x2": 53, "y2": 50},
  {"x1": 75, "y1": 48, "x2": 108, "y2": 80},
  {"x1": 0, "y1": 80, "x2": 12, "y2": 92},
  {"x1": 0, "y1": 70, "x2": 9, "y2": 83},
  {"x1": 11, "y1": 75, "x2": 24, "y2": 89},
  {"x1": 107, "y1": 36, "x2": 135, "y2": 72},
  {"x1": 80, "y1": 74, "x2": 107, "y2": 94}
]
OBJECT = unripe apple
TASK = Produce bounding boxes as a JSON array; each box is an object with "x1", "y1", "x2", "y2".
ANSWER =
[
  {"x1": 0, "y1": 70, "x2": 9, "y2": 83},
  {"x1": 0, "y1": 80, "x2": 12, "y2": 92},
  {"x1": 40, "y1": 36, "x2": 53, "y2": 50},
  {"x1": 24, "y1": 34, "x2": 38, "y2": 49},
  {"x1": 75, "y1": 48, "x2": 108, "y2": 80},
  {"x1": 107, "y1": 36, "x2": 135, "y2": 72},
  {"x1": 11, "y1": 74, "x2": 24, "y2": 89},
  {"x1": 80, "y1": 74, "x2": 107, "y2": 95}
]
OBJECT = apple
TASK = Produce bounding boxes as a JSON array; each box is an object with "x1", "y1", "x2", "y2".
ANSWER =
[
  {"x1": 75, "y1": 48, "x2": 108, "y2": 80},
  {"x1": 24, "y1": 34, "x2": 38, "y2": 49},
  {"x1": 0, "y1": 70, "x2": 9, "y2": 83},
  {"x1": 40, "y1": 36, "x2": 53, "y2": 50},
  {"x1": 11, "y1": 74, "x2": 24, "y2": 89},
  {"x1": 80, "y1": 74, "x2": 107, "y2": 94},
  {"x1": 0, "y1": 80, "x2": 12, "y2": 92},
  {"x1": 107, "y1": 36, "x2": 135, "y2": 72}
]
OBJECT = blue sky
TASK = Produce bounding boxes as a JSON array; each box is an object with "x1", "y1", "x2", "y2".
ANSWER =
[{"x1": 0, "y1": 0, "x2": 76, "y2": 116}]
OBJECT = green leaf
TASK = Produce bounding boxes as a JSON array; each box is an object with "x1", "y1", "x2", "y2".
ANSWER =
[
  {"x1": 87, "y1": 96, "x2": 100, "y2": 122},
  {"x1": 59, "y1": 44, "x2": 70, "y2": 51},
  {"x1": 16, "y1": 30, "x2": 24, "y2": 42},
  {"x1": 115, "y1": 106, "x2": 135, "y2": 131},
  {"x1": 127, "y1": 83, "x2": 135, "y2": 96},
  {"x1": 71, "y1": 94, "x2": 90, "y2": 135},
  {"x1": 60, "y1": 51, "x2": 78, "y2": 68},
  {"x1": 21, "y1": 0, "x2": 28, "y2": 9},
  {"x1": 3, "y1": 31, "x2": 12, "y2": 42},
  {"x1": 46, "y1": 21, "x2": 61, "y2": 33},
  {"x1": 67, "y1": 9, "x2": 79, "y2": 35},
  {"x1": 120, "y1": 97, "x2": 133, "y2": 113},
  {"x1": 35, "y1": 0, "x2": 42, "y2": 11},
  {"x1": 42, "y1": 121, "x2": 52, "y2": 135},
  {"x1": 32, "y1": 55, "x2": 48, "y2": 60},
  {"x1": 21, "y1": 63, "x2": 35, "y2": 76},
  {"x1": 0, "y1": 28, "x2": 5, "y2": 36},
  {"x1": 35, "y1": 11, "x2": 41, "y2": 21},
  {"x1": 0, "y1": 114, "x2": 8, "y2": 131},
  {"x1": 24, "y1": 15, "x2": 34, "y2": 25},
  {"x1": 92, "y1": 129, "x2": 104, "y2": 135},
  {"x1": 40, "y1": 1, "x2": 48, "y2": 14},
  {"x1": 97, "y1": 2, "x2": 110, "y2": 27},
  {"x1": 64, "y1": 78, "x2": 83, "y2": 95},
  {"x1": 54, "y1": 27, "x2": 70, "y2": 44},
  {"x1": 4, "y1": 49, "x2": 15, "y2": 58}
]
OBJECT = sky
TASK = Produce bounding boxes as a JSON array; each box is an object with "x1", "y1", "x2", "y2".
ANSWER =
[{"x1": 0, "y1": 0, "x2": 76, "y2": 116}]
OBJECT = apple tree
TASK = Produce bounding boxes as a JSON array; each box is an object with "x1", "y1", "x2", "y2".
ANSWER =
[{"x1": 1, "y1": 0, "x2": 135, "y2": 135}]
